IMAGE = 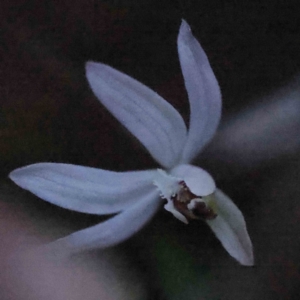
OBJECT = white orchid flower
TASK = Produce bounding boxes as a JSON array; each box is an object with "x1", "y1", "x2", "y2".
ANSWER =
[{"x1": 9, "y1": 20, "x2": 253, "y2": 266}]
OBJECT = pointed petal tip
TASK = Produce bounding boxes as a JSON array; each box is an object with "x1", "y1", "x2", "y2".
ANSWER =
[
  {"x1": 180, "y1": 19, "x2": 190, "y2": 32},
  {"x1": 9, "y1": 163, "x2": 43, "y2": 181},
  {"x1": 207, "y1": 189, "x2": 254, "y2": 267},
  {"x1": 243, "y1": 256, "x2": 255, "y2": 267},
  {"x1": 8, "y1": 171, "x2": 16, "y2": 183},
  {"x1": 86, "y1": 61, "x2": 112, "y2": 79},
  {"x1": 238, "y1": 248, "x2": 254, "y2": 266},
  {"x1": 8, "y1": 169, "x2": 15, "y2": 179},
  {"x1": 85, "y1": 60, "x2": 101, "y2": 75},
  {"x1": 208, "y1": 215, "x2": 254, "y2": 266},
  {"x1": 9, "y1": 166, "x2": 25, "y2": 184},
  {"x1": 85, "y1": 60, "x2": 92, "y2": 69},
  {"x1": 85, "y1": 60, "x2": 92, "y2": 67},
  {"x1": 178, "y1": 19, "x2": 192, "y2": 42}
]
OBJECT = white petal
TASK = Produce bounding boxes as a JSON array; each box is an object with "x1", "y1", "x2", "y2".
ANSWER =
[
  {"x1": 170, "y1": 164, "x2": 216, "y2": 196},
  {"x1": 178, "y1": 20, "x2": 222, "y2": 163},
  {"x1": 48, "y1": 189, "x2": 160, "y2": 252},
  {"x1": 86, "y1": 62, "x2": 187, "y2": 169},
  {"x1": 206, "y1": 77, "x2": 300, "y2": 169},
  {"x1": 207, "y1": 189, "x2": 254, "y2": 266},
  {"x1": 9, "y1": 163, "x2": 157, "y2": 215}
]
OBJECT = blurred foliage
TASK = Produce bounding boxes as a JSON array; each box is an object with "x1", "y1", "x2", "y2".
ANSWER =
[{"x1": 151, "y1": 234, "x2": 220, "y2": 300}]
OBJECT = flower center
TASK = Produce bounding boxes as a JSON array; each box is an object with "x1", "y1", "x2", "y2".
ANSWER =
[
  {"x1": 153, "y1": 169, "x2": 217, "y2": 224},
  {"x1": 172, "y1": 181, "x2": 217, "y2": 221}
]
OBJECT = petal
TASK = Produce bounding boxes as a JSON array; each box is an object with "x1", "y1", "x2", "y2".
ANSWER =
[
  {"x1": 178, "y1": 20, "x2": 222, "y2": 164},
  {"x1": 170, "y1": 164, "x2": 216, "y2": 196},
  {"x1": 9, "y1": 163, "x2": 157, "y2": 215},
  {"x1": 207, "y1": 189, "x2": 254, "y2": 266},
  {"x1": 86, "y1": 62, "x2": 187, "y2": 169},
  {"x1": 48, "y1": 189, "x2": 161, "y2": 252},
  {"x1": 205, "y1": 78, "x2": 300, "y2": 170}
]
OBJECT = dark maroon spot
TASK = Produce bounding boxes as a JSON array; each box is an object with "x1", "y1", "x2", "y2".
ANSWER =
[
  {"x1": 169, "y1": 180, "x2": 217, "y2": 221},
  {"x1": 192, "y1": 202, "x2": 217, "y2": 220}
]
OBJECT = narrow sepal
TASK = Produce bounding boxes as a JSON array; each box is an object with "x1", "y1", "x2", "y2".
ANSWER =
[
  {"x1": 178, "y1": 20, "x2": 222, "y2": 163},
  {"x1": 48, "y1": 189, "x2": 161, "y2": 252},
  {"x1": 9, "y1": 163, "x2": 157, "y2": 215},
  {"x1": 86, "y1": 62, "x2": 187, "y2": 168},
  {"x1": 207, "y1": 189, "x2": 254, "y2": 266}
]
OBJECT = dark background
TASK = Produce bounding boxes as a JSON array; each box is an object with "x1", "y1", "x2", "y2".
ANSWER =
[{"x1": 1, "y1": 0, "x2": 300, "y2": 299}]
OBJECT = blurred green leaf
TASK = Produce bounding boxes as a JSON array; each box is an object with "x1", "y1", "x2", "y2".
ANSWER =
[{"x1": 151, "y1": 234, "x2": 220, "y2": 300}]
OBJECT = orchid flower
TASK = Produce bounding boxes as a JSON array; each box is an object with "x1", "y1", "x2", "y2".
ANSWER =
[{"x1": 9, "y1": 20, "x2": 253, "y2": 266}]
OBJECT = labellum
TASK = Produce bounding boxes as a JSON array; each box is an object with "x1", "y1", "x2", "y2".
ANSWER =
[{"x1": 171, "y1": 181, "x2": 217, "y2": 222}]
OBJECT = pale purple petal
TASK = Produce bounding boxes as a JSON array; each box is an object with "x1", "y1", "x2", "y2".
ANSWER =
[
  {"x1": 48, "y1": 189, "x2": 160, "y2": 252},
  {"x1": 86, "y1": 62, "x2": 187, "y2": 169},
  {"x1": 178, "y1": 20, "x2": 222, "y2": 164},
  {"x1": 170, "y1": 164, "x2": 216, "y2": 196},
  {"x1": 206, "y1": 77, "x2": 300, "y2": 170},
  {"x1": 207, "y1": 189, "x2": 254, "y2": 266},
  {"x1": 9, "y1": 163, "x2": 157, "y2": 215}
]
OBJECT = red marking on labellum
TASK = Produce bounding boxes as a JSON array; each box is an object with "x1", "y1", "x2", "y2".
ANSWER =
[{"x1": 172, "y1": 181, "x2": 217, "y2": 221}]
